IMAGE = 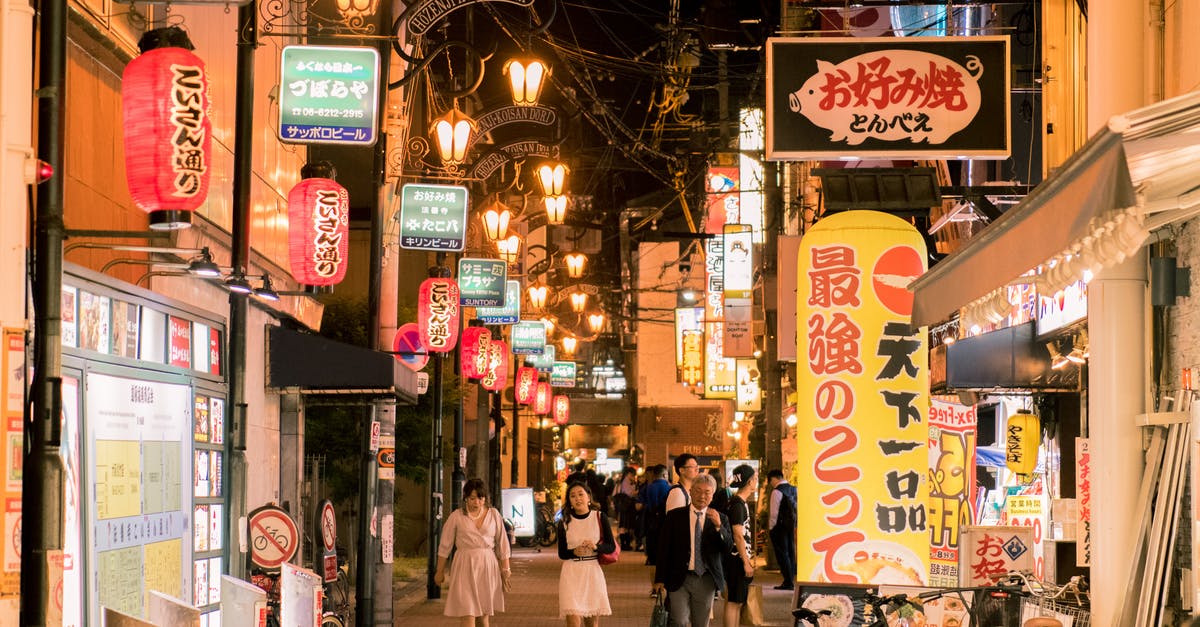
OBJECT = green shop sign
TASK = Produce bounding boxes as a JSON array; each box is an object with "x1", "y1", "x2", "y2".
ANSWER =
[
  {"x1": 511, "y1": 321, "x2": 547, "y2": 354},
  {"x1": 550, "y1": 361, "x2": 577, "y2": 388},
  {"x1": 399, "y1": 184, "x2": 468, "y2": 251},
  {"x1": 526, "y1": 343, "x2": 555, "y2": 372},
  {"x1": 458, "y1": 258, "x2": 507, "y2": 307},
  {"x1": 477, "y1": 281, "x2": 521, "y2": 324},
  {"x1": 279, "y1": 45, "x2": 380, "y2": 145}
]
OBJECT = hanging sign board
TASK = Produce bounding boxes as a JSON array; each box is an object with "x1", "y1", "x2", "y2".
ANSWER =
[
  {"x1": 550, "y1": 361, "x2": 576, "y2": 388},
  {"x1": 399, "y1": 184, "x2": 468, "y2": 251},
  {"x1": 477, "y1": 280, "x2": 521, "y2": 324},
  {"x1": 766, "y1": 36, "x2": 1010, "y2": 160},
  {"x1": 458, "y1": 258, "x2": 508, "y2": 307},
  {"x1": 511, "y1": 321, "x2": 548, "y2": 355},
  {"x1": 526, "y1": 343, "x2": 556, "y2": 372},
  {"x1": 279, "y1": 45, "x2": 379, "y2": 146}
]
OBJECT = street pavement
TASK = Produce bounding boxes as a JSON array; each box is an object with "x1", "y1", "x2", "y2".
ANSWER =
[{"x1": 394, "y1": 545, "x2": 796, "y2": 626}]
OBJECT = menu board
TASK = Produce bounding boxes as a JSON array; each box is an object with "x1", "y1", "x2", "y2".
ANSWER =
[{"x1": 87, "y1": 373, "x2": 192, "y2": 620}]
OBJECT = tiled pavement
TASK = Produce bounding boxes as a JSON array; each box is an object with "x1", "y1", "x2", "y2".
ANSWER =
[{"x1": 394, "y1": 545, "x2": 796, "y2": 626}]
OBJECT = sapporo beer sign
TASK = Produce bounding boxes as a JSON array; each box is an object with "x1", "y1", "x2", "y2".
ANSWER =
[
  {"x1": 279, "y1": 45, "x2": 380, "y2": 146},
  {"x1": 766, "y1": 36, "x2": 1009, "y2": 159}
]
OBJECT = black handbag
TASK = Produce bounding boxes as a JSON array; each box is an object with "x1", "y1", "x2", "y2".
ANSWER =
[{"x1": 650, "y1": 590, "x2": 669, "y2": 627}]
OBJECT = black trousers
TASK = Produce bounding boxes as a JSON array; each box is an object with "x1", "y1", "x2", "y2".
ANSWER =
[{"x1": 769, "y1": 525, "x2": 796, "y2": 586}]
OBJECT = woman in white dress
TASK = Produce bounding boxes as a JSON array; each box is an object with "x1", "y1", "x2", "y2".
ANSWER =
[
  {"x1": 435, "y1": 478, "x2": 512, "y2": 626},
  {"x1": 557, "y1": 481, "x2": 614, "y2": 626}
]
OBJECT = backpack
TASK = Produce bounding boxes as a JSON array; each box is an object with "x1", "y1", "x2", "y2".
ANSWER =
[{"x1": 775, "y1": 483, "x2": 797, "y2": 528}]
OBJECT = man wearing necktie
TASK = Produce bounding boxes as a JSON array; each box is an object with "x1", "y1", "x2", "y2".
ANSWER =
[{"x1": 652, "y1": 473, "x2": 733, "y2": 627}]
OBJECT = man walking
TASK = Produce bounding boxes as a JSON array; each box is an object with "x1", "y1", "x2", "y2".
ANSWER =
[
  {"x1": 665, "y1": 453, "x2": 701, "y2": 512},
  {"x1": 766, "y1": 469, "x2": 797, "y2": 590},
  {"x1": 653, "y1": 473, "x2": 733, "y2": 627}
]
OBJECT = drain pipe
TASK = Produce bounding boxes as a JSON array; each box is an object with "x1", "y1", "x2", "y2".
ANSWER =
[{"x1": 23, "y1": 0, "x2": 67, "y2": 622}]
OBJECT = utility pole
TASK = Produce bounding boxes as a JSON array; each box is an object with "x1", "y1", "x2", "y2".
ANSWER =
[{"x1": 763, "y1": 161, "x2": 783, "y2": 473}]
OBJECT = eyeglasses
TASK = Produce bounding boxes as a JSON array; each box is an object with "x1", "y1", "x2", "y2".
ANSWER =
[{"x1": 682, "y1": 464, "x2": 699, "y2": 470}]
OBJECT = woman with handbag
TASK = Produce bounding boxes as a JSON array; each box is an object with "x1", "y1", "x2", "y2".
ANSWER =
[
  {"x1": 434, "y1": 478, "x2": 512, "y2": 627},
  {"x1": 557, "y1": 481, "x2": 614, "y2": 626}
]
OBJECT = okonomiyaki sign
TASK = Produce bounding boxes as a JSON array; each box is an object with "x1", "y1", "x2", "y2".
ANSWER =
[
  {"x1": 766, "y1": 36, "x2": 1009, "y2": 159},
  {"x1": 795, "y1": 210, "x2": 929, "y2": 586}
]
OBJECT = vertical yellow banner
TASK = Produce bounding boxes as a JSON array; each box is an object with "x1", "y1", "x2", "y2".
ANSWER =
[{"x1": 795, "y1": 211, "x2": 929, "y2": 585}]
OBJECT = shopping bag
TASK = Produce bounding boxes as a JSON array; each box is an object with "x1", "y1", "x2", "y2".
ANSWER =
[
  {"x1": 741, "y1": 583, "x2": 764, "y2": 626},
  {"x1": 597, "y1": 512, "x2": 620, "y2": 565},
  {"x1": 649, "y1": 591, "x2": 669, "y2": 627}
]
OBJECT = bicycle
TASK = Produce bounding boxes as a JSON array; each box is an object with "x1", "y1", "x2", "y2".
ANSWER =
[{"x1": 320, "y1": 559, "x2": 353, "y2": 627}]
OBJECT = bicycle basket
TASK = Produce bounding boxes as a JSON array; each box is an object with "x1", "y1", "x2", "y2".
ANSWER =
[{"x1": 1020, "y1": 597, "x2": 1091, "y2": 627}]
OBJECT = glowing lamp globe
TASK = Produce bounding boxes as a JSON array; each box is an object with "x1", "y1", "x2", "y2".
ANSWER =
[
  {"x1": 461, "y1": 327, "x2": 492, "y2": 379},
  {"x1": 527, "y1": 285, "x2": 549, "y2": 310},
  {"x1": 506, "y1": 58, "x2": 548, "y2": 106},
  {"x1": 552, "y1": 395, "x2": 570, "y2": 426},
  {"x1": 418, "y1": 278, "x2": 460, "y2": 353},
  {"x1": 515, "y1": 367, "x2": 538, "y2": 404},
  {"x1": 288, "y1": 163, "x2": 350, "y2": 286},
  {"x1": 534, "y1": 382, "x2": 552, "y2": 414},
  {"x1": 544, "y1": 195, "x2": 567, "y2": 224},
  {"x1": 123, "y1": 26, "x2": 212, "y2": 230}
]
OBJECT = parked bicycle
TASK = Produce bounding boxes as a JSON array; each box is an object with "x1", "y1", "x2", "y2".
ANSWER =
[{"x1": 320, "y1": 557, "x2": 352, "y2": 627}]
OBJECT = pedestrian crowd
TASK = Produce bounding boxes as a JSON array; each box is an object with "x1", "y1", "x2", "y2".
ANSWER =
[{"x1": 435, "y1": 459, "x2": 798, "y2": 627}]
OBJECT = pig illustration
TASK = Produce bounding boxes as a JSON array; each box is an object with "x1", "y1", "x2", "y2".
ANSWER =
[{"x1": 788, "y1": 50, "x2": 983, "y2": 146}]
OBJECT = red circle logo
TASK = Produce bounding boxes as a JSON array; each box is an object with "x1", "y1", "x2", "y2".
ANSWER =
[{"x1": 872, "y1": 246, "x2": 924, "y2": 317}]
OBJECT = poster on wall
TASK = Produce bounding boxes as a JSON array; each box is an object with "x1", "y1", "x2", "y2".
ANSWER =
[
  {"x1": 795, "y1": 210, "x2": 929, "y2": 586},
  {"x1": 61, "y1": 376, "x2": 82, "y2": 626},
  {"x1": 87, "y1": 372, "x2": 192, "y2": 621},
  {"x1": 1, "y1": 329, "x2": 24, "y2": 598},
  {"x1": 927, "y1": 399, "x2": 977, "y2": 587}
]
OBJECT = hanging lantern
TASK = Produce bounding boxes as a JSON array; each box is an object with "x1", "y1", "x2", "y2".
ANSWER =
[
  {"x1": 505, "y1": 58, "x2": 549, "y2": 106},
  {"x1": 481, "y1": 340, "x2": 509, "y2": 392},
  {"x1": 544, "y1": 195, "x2": 567, "y2": 224},
  {"x1": 561, "y1": 335, "x2": 577, "y2": 356},
  {"x1": 527, "y1": 285, "x2": 549, "y2": 310},
  {"x1": 287, "y1": 162, "x2": 350, "y2": 286},
  {"x1": 1005, "y1": 410, "x2": 1041, "y2": 475},
  {"x1": 123, "y1": 26, "x2": 212, "y2": 230},
  {"x1": 587, "y1": 312, "x2": 605, "y2": 334},
  {"x1": 569, "y1": 291, "x2": 588, "y2": 313},
  {"x1": 534, "y1": 381, "x2": 552, "y2": 414},
  {"x1": 496, "y1": 235, "x2": 521, "y2": 264},
  {"x1": 515, "y1": 367, "x2": 538, "y2": 404},
  {"x1": 536, "y1": 162, "x2": 568, "y2": 196},
  {"x1": 482, "y1": 205, "x2": 511, "y2": 241},
  {"x1": 431, "y1": 107, "x2": 476, "y2": 166},
  {"x1": 418, "y1": 278, "x2": 460, "y2": 353},
  {"x1": 461, "y1": 327, "x2": 492, "y2": 379},
  {"x1": 553, "y1": 395, "x2": 570, "y2": 426},
  {"x1": 540, "y1": 316, "x2": 556, "y2": 335},
  {"x1": 565, "y1": 253, "x2": 587, "y2": 279}
]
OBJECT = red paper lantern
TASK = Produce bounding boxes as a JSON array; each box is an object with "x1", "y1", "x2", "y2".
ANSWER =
[
  {"x1": 534, "y1": 382, "x2": 552, "y2": 414},
  {"x1": 515, "y1": 367, "x2": 538, "y2": 404},
  {"x1": 418, "y1": 278, "x2": 460, "y2": 352},
  {"x1": 123, "y1": 27, "x2": 212, "y2": 230},
  {"x1": 461, "y1": 327, "x2": 492, "y2": 379},
  {"x1": 288, "y1": 166, "x2": 350, "y2": 286},
  {"x1": 553, "y1": 395, "x2": 570, "y2": 426},
  {"x1": 481, "y1": 341, "x2": 509, "y2": 392}
]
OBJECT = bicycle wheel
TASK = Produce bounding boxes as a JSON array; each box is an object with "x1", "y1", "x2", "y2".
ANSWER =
[
  {"x1": 538, "y1": 523, "x2": 558, "y2": 547},
  {"x1": 321, "y1": 612, "x2": 345, "y2": 627}
]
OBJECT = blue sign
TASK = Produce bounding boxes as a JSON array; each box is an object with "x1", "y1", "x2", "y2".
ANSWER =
[
  {"x1": 457, "y1": 258, "x2": 507, "y2": 307},
  {"x1": 477, "y1": 281, "x2": 521, "y2": 324}
]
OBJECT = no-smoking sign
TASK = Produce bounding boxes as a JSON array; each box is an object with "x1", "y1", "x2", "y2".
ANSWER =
[{"x1": 248, "y1": 505, "x2": 299, "y2": 571}]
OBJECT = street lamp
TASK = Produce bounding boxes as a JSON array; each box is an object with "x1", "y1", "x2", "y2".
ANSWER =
[
  {"x1": 540, "y1": 315, "x2": 556, "y2": 335},
  {"x1": 536, "y1": 162, "x2": 568, "y2": 196},
  {"x1": 505, "y1": 58, "x2": 549, "y2": 106},
  {"x1": 569, "y1": 291, "x2": 587, "y2": 313},
  {"x1": 544, "y1": 195, "x2": 567, "y2": 224},
  {"x1": 527, "y1": 284, "x2": 549, "y2": 310},
  {"x1": 587, "y1": 312, "x2": 605, "y2": 334},
  {"x1": 482, "y1": 204, "x2": 511, "y2": 241},
  {"x1": 561, "y1": 335, "x2": 577, "y2": 355},
  {"x1": 496, "y1": 235, "x2": 521, "y2": 264},
  {"x1": 564, "y1": 252, "x2": 586, "y2": 279},
  {"x1": 431, "y1": 107, "x2": 476, "y2": 166}
]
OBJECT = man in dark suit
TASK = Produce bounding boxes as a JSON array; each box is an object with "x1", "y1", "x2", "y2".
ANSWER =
[{"x1": 652, "y1": 473, "x2": 733, "y2": 627}]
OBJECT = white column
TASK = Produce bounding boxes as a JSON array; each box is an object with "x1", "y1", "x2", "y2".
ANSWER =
[{"x1": 1087, "y1": 1, "x2": 1149, "y2": 624}]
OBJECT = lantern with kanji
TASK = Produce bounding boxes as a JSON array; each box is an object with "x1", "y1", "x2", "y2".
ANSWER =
[
  {"x1": 552, "y1": 395, "x2": 570, "y2": 426},
  {"x1": 481, "y1": 341, "x2": 509, "y2": 392},
  {"x1": 1005, "y1": 410, "x2": 1041, "y2": 475},
  {"x1": 534, "y1": 381, "x2": 552, "y2": 414},
  {"x1": 461, "y1": 327, "x2": 492, "y2": 379},
  {"x1": 288, "y1": 162, "x2": 350, "y2": 286},
  {"x1": 123, "y1": 26, "x2": 213, "y2": 230},
  {"x1": 418, "y1": 278, "x2": 460, "y2": 352},
  {"x1": 515, "y1": 367, "x2": 538, "y2": 404}
]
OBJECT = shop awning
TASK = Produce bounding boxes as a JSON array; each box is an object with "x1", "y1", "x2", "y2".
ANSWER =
[
  {"x1": 911, "y1": 89, "x2": 1200, "y2": 327},
  {"x1": 267, "y1": 326, "x2": 419, "y2": 404}
]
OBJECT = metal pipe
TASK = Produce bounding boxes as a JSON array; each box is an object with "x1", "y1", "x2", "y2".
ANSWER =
[
  {"x1": 24, "y1": 0, "x2": 67, "y2": 621},
  {"x1": 225, "y1": 0, "x2": 257, "y2": 581},
  {"x1": 426, "y1": 350, "x2": 444, "y2": 600},
  {"x1": 355, "y1": 404, "x2": 378, "y2": 626}
]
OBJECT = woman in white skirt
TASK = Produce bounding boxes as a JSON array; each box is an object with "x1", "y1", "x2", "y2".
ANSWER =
[
  {"x1": 434, "y1": 478, "x2": 511, "y2": 626},
  {"x1": 557, "y1": 481, "x2": 614, "y2": 626}
]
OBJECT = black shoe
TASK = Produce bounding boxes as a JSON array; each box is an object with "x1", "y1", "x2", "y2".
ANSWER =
[{"x1": 774, "y1": 584, "x2": 794, "y2": 591}]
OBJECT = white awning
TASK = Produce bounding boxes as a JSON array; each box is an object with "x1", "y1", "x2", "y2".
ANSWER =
[{"x1": 910, "y1": 89, "x2": 1200, "y2": 327}]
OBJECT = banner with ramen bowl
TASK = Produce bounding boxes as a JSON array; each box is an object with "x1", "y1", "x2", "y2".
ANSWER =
[{"x1": 795, "y1": 210, "x2": 929, "y2": 586}]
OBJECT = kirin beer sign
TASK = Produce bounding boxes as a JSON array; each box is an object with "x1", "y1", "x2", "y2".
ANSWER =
[{"x1": 766, "y1": 36, "x2": 1010, "y2": 160}]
